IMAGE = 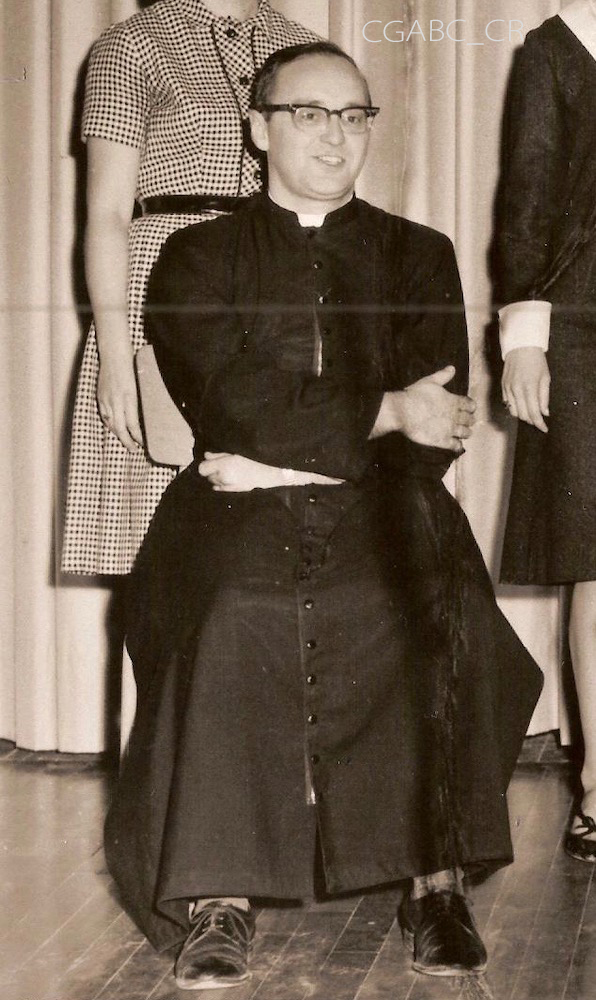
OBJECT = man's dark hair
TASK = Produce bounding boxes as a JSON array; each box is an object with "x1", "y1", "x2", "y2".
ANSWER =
[{"x1": 251, "y1": 41, "x2": 372, "y2": 110}]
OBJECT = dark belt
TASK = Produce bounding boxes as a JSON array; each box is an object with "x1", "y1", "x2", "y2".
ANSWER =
[{"x1": 141, "y1": 195, "x2": 252, "y2": 215}]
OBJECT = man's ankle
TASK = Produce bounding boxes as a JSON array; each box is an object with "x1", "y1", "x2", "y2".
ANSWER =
[
  {"x1": 410, "y1": 868, "x2": 463, "y2": 900},
  {"x1": 190, "y1": 897, "x2": 250, "y2": 919}
]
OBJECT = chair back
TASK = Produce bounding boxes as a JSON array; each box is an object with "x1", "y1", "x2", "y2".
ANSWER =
[{"x1": 135, "y1": 344, "x2": 195, "y2": 468}]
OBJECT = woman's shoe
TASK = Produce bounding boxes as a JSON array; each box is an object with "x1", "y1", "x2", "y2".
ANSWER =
[{"x1": 564, "y1": 811, "x2": 596, "y2": 862}]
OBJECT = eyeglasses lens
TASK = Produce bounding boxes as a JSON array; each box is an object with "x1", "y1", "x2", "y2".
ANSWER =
[{"x1": 293, "y1": 107, "x2": 370, "y2": 133}]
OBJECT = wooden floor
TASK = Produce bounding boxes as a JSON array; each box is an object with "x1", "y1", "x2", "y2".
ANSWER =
[{"x1": 0, "y1": 735, "x2": 594, "y2": 1000}]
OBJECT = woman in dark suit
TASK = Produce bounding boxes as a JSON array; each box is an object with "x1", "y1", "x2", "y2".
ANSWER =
[{"x1": 495, "y1": 1, "x2": 596, "y2": 862}]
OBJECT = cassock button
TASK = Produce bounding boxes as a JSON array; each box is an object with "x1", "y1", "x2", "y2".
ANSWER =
[
  {"x1": 307, "y1": 713, "x2": 318, "y2": 725},
  {"x1": 313, "y1": 260, "x2": 323, "y2": 269},
  {"x1": 307, "y1": 674, "x2": 317, "y2": 685},
  {"x1": 308, "y1": 494, "x2": 317, "y2": 504},
  {"x1": 306, "y1": 640, "x2": 317, "y2": 650},
  {"x1": 318, "y1": 294, "x2": 327, "y2": 305},
  {"x1": 304, "y1": 599, "x2": 314, "y2": 610},
  {"x1": 311, "y1": 754, "x2": 320, "y2": 765}
]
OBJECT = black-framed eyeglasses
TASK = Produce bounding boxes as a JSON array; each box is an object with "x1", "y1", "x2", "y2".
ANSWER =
[{"x1": 255, "y1": 104, "x2": 380, "y2": 133}]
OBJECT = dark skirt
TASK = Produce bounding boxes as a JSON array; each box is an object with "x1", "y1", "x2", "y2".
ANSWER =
[
  {"x1": 501, "y1": 237, "x2": 596, "y2": 584},
  {"x1": 106, "y1": 468, "x2": 542, "y2": 950}
]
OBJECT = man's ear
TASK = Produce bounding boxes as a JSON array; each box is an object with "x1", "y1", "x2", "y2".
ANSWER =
[{"x1": 248, "y1": 109, "x2": 269, "y2": 153}]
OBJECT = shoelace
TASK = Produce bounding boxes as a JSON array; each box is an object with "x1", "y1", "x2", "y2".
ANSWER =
[
  {"x1": 192, "y1": 906, "x2": 251, "y2": 940},
  {"x1": 575, "y1": 811, "x2": 596, "y2": 836}
]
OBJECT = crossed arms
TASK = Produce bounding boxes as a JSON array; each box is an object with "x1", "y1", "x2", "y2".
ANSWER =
[{"x1": 145, "y1": 221, "x2": 475, "y2": 490}]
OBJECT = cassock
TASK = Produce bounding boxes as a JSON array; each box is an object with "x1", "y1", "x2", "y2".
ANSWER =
[{"x1": 106, "y1": 195, "x2": 542, "y2": 951}]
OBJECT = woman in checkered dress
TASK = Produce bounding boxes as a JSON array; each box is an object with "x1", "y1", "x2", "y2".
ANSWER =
[{"x1": 62, "y1": 0, "x2": 316, "y2": 575}]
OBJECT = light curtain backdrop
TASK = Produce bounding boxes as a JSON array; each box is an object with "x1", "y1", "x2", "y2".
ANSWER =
[{"x1": 0, "y1": 0, "x2": 567, "y2": 751}]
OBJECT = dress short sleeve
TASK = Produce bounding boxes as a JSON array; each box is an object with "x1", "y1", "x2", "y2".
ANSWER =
[{"x1": 82, "y1": 23, "x2": 151, "y2": 148}]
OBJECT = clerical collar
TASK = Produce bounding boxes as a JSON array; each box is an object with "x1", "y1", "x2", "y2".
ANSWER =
[
  {"x1": 297, "y1": 212, "x2": 326, "y2": 228},
  {"x1": 266, "y1": 193, "x2": 358, "y2": 230}
]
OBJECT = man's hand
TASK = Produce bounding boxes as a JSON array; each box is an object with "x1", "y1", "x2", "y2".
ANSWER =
[
  {"x1": 198, "y1": 453, "x2": 343, "y2": 492},
  {"x1": 370, "y1": 366, "x2": 476, "y2": 451},
  {"x1": 501, "y1": 346, "x2": 550, "y2": 433}
]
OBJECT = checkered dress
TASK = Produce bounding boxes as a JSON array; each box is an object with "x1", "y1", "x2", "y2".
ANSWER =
[{"x1": 62, "y1": 0, "x2": 317, "y2": 574}]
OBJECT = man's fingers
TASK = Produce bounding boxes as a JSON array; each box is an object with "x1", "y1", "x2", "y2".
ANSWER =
[
  {"x1": 457, "y1": 410, "x2": 475, "y2": 428},
  {"x1": 198, "y1": 459, "x2": 218, "y2": 477},
  {"x1": 425, "y1": 365, "x2": 456, "y2": 386}
]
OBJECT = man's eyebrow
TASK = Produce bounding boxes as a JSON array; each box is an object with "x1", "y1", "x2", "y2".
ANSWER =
[{"x1": 275, "y1": 98, "x2": 366, "y2": 107}]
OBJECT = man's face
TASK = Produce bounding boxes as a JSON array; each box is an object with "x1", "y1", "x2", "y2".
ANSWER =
[{"x1": 250, "y1": 54, "x2": 372, "y2": 214}]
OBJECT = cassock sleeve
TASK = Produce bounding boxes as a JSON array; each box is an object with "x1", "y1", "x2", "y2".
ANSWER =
[
  {"x1": 493, "y1": 31, "x2": 566, "y2": 304},
  {"x1": 376, "y1": 233, "x2": 469, "y2": 481},
  {"x1": 145, "y1": 228, "x2": 384, "y2": 481}
]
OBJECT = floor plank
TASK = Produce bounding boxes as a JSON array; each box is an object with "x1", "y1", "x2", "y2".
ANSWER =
[
  {"x1": 563, "y1": 867, "x2": 596, "y2": 1000},
  {"x1": 1, "y1": 738, "x2": 593, "y2": 1000}
]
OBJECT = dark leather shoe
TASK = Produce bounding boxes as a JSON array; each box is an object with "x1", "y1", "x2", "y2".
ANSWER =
[
  {"x1": 565, "y1": 812, "x2": 596, "y2": 863},
  {"x1": 398, "y1": 890, "x2": 487, "y2": 977},
  {"x1": 175, "y1": 902, "x2": 255, "y2": 991}
]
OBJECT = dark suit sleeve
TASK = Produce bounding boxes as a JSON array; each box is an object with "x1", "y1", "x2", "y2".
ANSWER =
[
  {"x1": 494, "y1": 32, "x2": 567, "y2": 303},
  {"x1": 376, "y1": 233, "x2": 469, "y2": 481},
  {"x1": 145, "y1": 230, "x2": 383, "y2": 480}
]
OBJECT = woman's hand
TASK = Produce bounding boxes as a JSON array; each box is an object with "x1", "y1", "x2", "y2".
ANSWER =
[
  {"x1": 97, "y1": 352, "x2": 143, "y2": 452},
  {"x1": 198, "y1": 452, "x2": 343, "y2": 492},
  {"x1": 502, "y1": 346, "x2": 550, "y2": 433},
  {"x1": 85, "y1": 137, "x2": 143, "y2": 452}
]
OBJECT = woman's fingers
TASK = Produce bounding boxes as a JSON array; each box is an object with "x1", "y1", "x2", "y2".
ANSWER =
[
  {"x1": 125, "y1": 398, "x2": 144, "y2": 447},
  {"x1": 98, "y1": 389, "x2": 143, "y2": 451},
  {"x1": 538, "y1": 372, "x2": 551, "y2": 419}
]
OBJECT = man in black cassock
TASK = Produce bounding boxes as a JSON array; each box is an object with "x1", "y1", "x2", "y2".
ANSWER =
[{"x1": 106, "y1": 41, "x2": 542, "y2": 991}]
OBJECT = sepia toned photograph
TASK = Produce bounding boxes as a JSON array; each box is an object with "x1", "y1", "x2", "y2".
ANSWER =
[{"x1": 0, "y1": 2, "x2": 594, "y2": 998}]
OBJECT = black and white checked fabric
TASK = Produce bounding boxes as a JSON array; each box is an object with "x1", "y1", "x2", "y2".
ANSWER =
[{"x1": 62, "y1": 0, "x2": 317, "y2": 575}]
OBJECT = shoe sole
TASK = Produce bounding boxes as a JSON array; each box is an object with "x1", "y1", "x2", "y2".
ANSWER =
[
  {"x1": 402, "y1": 926, "x2": 488, "y2": 977},
  {"x1": 564, "y1": 845, "x2": 596, "y2": 863},
  {"x1": 175, "y1": 971, "x2": 251, "y2": 991}
]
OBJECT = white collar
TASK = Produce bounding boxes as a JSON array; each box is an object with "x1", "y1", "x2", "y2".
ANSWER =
[
  {"x1": 297, "y1": 212, "x2": 326, "y2": 228},
  {"x1": 268, "y1": 193, "x2": 327, "y2": 228}
]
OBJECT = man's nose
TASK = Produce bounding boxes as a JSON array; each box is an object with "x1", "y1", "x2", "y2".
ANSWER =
[{"x1": 320, "y1": 113, "x2": 345, "y2": 144}]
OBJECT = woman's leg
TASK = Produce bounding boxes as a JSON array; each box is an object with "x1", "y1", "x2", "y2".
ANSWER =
[{"x1": 569, "y1": 579, "x2": 596, "y2": 825}]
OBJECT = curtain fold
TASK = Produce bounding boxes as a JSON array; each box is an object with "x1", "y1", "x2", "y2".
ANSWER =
[
  {"x1": 1, "y1": 2, "x2": 124, "y2": 751},
  {"x1": 1, "y1": 0, "x2": 570, "y2": 751}
]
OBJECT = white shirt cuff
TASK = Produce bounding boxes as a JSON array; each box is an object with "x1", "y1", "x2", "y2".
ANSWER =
[{"x1": 498, "y1": 300, "x2": 551, "y2": 358}]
